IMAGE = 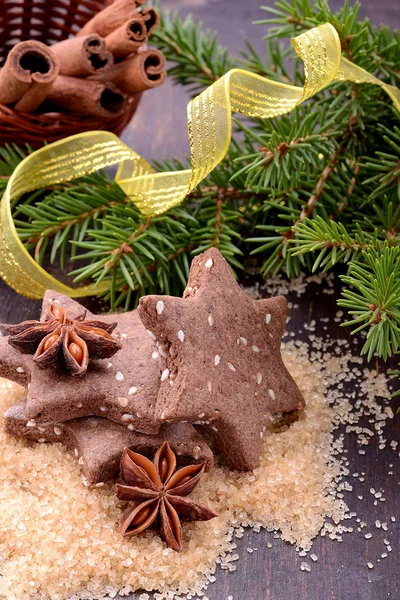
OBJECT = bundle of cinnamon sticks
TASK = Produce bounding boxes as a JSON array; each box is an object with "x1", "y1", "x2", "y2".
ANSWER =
[{"x1": 0, "y1": 0, "x2": 166, "y2": 119}]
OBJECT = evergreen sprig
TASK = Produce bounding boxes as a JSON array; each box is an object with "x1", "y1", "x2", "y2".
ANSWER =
[
  {"x1": 151, "y1": 5, "x2": 236, "y2": 95},
  {"x1": 338, "y1": 243, "x2": 400, "y2": 361},
  {"x1": 0, "y1": 0, "x2": 399, "y2": 384}
]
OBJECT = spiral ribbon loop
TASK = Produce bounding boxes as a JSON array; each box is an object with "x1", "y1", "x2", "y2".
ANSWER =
[{"x1": 0, "y1": 23, "x2": 399, "y2": 299}]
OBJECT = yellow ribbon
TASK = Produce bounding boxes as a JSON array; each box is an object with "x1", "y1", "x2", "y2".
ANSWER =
[{"x1": 1, "y1": 23, "x2": 399, "y2": 299}]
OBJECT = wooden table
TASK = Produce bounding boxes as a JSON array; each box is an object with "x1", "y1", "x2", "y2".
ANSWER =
[{"x1": 1, "y1": 1, "x2": 399, "y2": 598}]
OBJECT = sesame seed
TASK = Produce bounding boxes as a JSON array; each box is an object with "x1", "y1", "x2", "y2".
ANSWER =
[
  {"x1": 266, "y1": 313, "x2": 271, "y2": 324},
  {"x1": 127, "y1": 424, "x2": 135, "y2": 431},
  {"x1": 214, "y1": 355, "x2": 221, "y2": 366},
  {"x1": 161, "y1": 369, "x2": 170, "y2": 382},
  {"x1": 198, "y1": 413, "x2": 205, "y2": 418},
  {"x1": 367, "y1": 562, "x2": 373, "y2": 569},
  {"x1": 118, "y1": 397, "x2": 129, "y2": 407},
  {"x1": 77, "y1": 403, "x2": 83, "y2": 408},
  {"x1": 121, "y1": 414, "x2": 133, "y2": 422},
  {"x1": 252, "y1": 345, "x2": 260, "y2": 353},
  {"x1": 193, "y1": 445, "x2": 201, "y2": 459},
  {"x1": 107, "y1": 362, "x2": 113, "y2": 369},
  {"x1": 365, "y1": 533, "x2": 372, "y2": 539},
  {"x1": 240, "y1": 337, "x2": 247, "y2": 345},
  {"x1": 16, "y1": 366, "x2": 25, "y2": 373},
  {"x1": 227, "y1": 362, "x2": 236, "y2": 372},
  {"x1": 207, "y1": 381, "x2": 212, "y2": 393},
  {"x1": 268, "y1": 389, "x2": 276, "y2": 400},
  {"x1": 53, "y1": 426, "x2": 62, "y2": 436},
  {"x1": 151, "y1": 350, "x2": 159, "y2": 359},
  {"x1": 208, "y1": 314, "x2": 214, "y2": 327},
  {"x1": 205, "y1": 258, "x2": 213, "y2": 268},
  {"x1": 128, "y1": 387, "x2": 137, "y2": 396},
  {"x1": 26, "y1": 420, "x2": 36, "y2": 428},
  {"x1": 177, "y1": 330, "x2": 185, "y2": 342},
  {"x1": 74, "y1": 449, "x2": 79, "y2": 457},
  {"x1": 146, "y1": 329, "x2": 156, "y2": 341},
  {"x1": 211, "y1": 426, "x2": 218, "y2": 432},
  {"x1": 156, "y1": 300, "x2": 164, "y2": 315},
  {"x1": 157, "y1": 344, "x2": 167, "y2": 358},
  {"x1": 115, "y1": 371, "x2": 124, "y2": 382},
  {"x1": 257, "y1": 373, "x2": 262, "y2": 385},
  {"x1": 121, "y1": 333, "x2": 128, "y2": 339},
  {"x1": 100, "y1": 406, "x2": 106, "y2": 412}
]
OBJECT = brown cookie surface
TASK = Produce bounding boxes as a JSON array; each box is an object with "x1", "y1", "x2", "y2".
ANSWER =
[
  {"x1": 0, "y1": 335, "x2": 32, "y2": 387},
  {"x1": 2, "y1": 291, "x2": 162, "y2": 434},
  {"x1": 138, "y1": 248, "x2": 305, "y2": 471},
  {"x1": 4, "y1": 403, "x2": 213, "y2": 483}
]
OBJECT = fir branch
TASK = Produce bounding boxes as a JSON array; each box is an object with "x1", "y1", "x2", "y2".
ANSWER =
[
  {"x1": 232, "y1": 108, "x2": 338, "y2": 193},
  {"x1": 338, "y1": 243, "x2": 400, "y2": 361},
  {"x1": 69, "y1": 203, "x2": 194, "y2": 310},
  {"x1": 360, "y1": 122, "x2": 400, "y2": 199},
  {"x1": 290, "y1": 216, "x2": 371, "y2": 271},
  {"x1": 257, "y1": 0, "x2": 367, "y2": 45},
  {"x1": 15, "y1": 172, "x2": 125, "y2": 269},
  {"x1": 152, "y1": 6, "x2": 235, "y2": 95},
  {"x1": 0, "y1": 144, "x2": 30, "y2": 194},
  {"x1": 190, "y1": 189, "x2": 245, "y2": 269}
]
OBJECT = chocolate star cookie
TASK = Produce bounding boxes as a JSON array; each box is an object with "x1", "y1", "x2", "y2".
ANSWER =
[
  {"x1": 1, "y1": 291, "x2": 162, "y2": 434},
  {"x1": 4, "y1": 402, "x2": 213, "y2": 483},
  {"x1": 0, "y1": 335, "x2": 32, "y2": 387},
  {"x1": 138, "y1": 248, "x2": 305, "y2": 470}
]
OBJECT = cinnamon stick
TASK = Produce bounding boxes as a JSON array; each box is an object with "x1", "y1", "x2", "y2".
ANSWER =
[
  {"x1": 77, "y1": 0, "x2": 141, "y2": 38},
  {"x1": 105, "y1": 18, "x2": 147, "y2": 60},
  {"x1": 140, "y1": 7, "x2": 160, "y2": 35},
  {"x1": 52, "y1": 35, "x2": 113, "y2": 77},
  {"x1": 0, "y1": 40, "x2": 60, "y2": 112},
  {"x1": 95, "y1": 49, "x2": 166, "y2": 94},
  {"x1": 45, "y1": 76, "x2": 128, "y2": 118}
]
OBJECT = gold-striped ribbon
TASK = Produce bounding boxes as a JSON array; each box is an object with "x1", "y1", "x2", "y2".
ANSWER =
[{"x1": 1, "y1": 23, "x2": 399, "y2": 299}]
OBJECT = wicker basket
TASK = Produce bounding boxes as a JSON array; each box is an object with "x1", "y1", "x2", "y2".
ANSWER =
[{"x1": 0, "y1": 0, "x2": 141, "y2": 147}]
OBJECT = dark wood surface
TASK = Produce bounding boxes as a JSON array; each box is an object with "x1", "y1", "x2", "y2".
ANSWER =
[{"x1": 1, "y1": 1, "x2": 399, "y2": 599}]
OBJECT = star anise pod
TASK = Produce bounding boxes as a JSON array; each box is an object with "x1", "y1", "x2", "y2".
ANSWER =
[
  {"x1": 3, "y1": 303, "x2": 121, "y2": 376},
  {"x1": 115, "y1": 442, "x2": 217, "y2": 551}
]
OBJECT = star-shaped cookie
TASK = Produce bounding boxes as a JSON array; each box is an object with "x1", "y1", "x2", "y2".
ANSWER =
[
  {"x1": 0, "y1": 291, "x2": 162, "y2": 434},
  {"x1": 138, "y1": 248, "x2": 305, "y2": 470},
  {"x1": 4, "y1": 403, "x2": 213, "y2": 484}
]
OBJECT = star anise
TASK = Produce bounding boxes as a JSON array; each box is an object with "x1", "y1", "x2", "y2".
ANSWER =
[
  {"x1": 3, "y1": 303, "x2": 121, "y2": 376},
  {"x1": 115, "y1": 442, "x2": 217, "y2": 551}
]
